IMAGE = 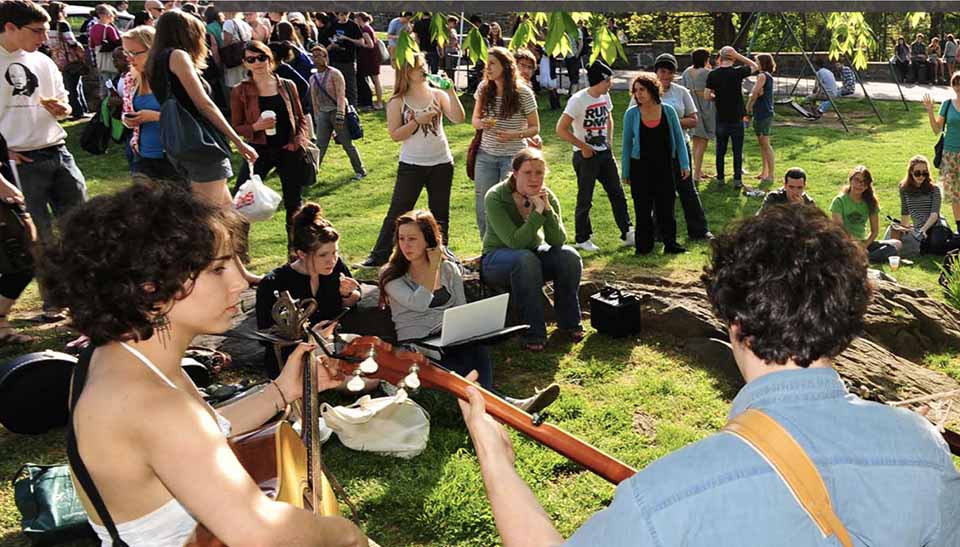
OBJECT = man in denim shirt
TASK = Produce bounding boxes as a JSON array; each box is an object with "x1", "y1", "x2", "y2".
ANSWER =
[{"x1": 459, "y1": 205, "x2": 960, "y2": 547}]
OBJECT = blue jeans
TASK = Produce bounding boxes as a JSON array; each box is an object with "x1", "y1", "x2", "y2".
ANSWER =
[
  {"x1": 474, "y1": 150, "x2": 513, "y2": 238},
  {"x1": 481, "y1": 245, "x2": 583, "y2": 344},
  {"x1": 715, "y1": 121, "x2": 745, "y2": 182},
  {"x1": 16, "y1": 144, "x2": 87, "y2": 244}
]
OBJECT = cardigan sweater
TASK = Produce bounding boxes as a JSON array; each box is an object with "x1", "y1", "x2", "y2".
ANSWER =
[
  {"x1": 621, "y1": 102, "x2": 690, "y2": 181},
  {"x1": 482, "y1": 180, "x2": 567, "y2": 254}
]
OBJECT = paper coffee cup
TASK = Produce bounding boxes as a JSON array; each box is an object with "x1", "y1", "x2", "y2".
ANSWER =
[
  {"x1": 888, "y1": 255, "x2": 900, "y2": 270},
  {"x1": 261, "y1": 110, "x2": 277, "y2": 136}
]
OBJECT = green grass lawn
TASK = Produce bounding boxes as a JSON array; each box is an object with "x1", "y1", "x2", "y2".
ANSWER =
[{"x1": 1, "y1": 93, "x2": 958, "y2": 546}]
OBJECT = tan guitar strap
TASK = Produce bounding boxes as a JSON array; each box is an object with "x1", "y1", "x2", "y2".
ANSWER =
[{"x1": 723, "y1": 409, "x2": 853, "y2": 547}]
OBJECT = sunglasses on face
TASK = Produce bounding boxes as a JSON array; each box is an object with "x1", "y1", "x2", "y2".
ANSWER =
[
  {"x1": 244, "y1": 53, "x2": 269, "y2": 64},
  {"x1": 913, "y1": 170, "x2": 929, "y2": 177}
]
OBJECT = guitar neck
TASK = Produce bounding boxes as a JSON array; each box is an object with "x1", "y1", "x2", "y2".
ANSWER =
[{"x1": 422, "y1": 365, "x2": 637, "y2": 485}]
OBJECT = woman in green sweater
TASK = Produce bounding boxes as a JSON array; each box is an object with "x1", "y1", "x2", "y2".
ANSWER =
[{"x1": 481, "y1": 148, "x2": 584, "y2": 352}]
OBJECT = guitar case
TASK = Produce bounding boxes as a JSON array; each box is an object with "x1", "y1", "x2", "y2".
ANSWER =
[{"x1": 0, "y1": 350, "x2": 77, "y2": 434}]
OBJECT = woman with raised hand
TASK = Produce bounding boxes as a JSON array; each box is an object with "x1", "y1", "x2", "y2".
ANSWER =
[
  {"x1": 830, "y1": 165, "x2": 902, "y2": 263},
  {"x1": 145, "y1": 10, "x2": 260, "y2": 283},
  {"x1": 358, "y1": 52, "x2": 464, "y2": 269},
  {"x1": 230, "y1": 41, "x2": 311, "y2": 253},
  {"x1": 257, "y1": 202, "x2": 361, "y2": 379},
  {"x1": 481, "y1": 148, "x2": 584, "y2": 353},
  {"x1": 120, "y1": 25, "x2": 183, "y2": 187},
  {"x1": 380, "y1": 209, "x2": 559, "y2": 412},
  {"x1": 42, "y1": 183, "x2": 367, "y2": 547},
  {"x1": 923, "y1": 77, "x2": 960, "y2": 234},
  {"x1": 471, "y1": 47, "x2": 540, "y2": 238}
]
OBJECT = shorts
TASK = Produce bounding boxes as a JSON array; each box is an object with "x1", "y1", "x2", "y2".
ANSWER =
[
  {"x1": 168, "y1": 153, "x2": 233, "y2": 184},
  {"x1": 940, "y1": 149, "x2": 960, "y2": 204},
  {"x1": 753, "y1": 116, "x2": 773, "y2": 136}
]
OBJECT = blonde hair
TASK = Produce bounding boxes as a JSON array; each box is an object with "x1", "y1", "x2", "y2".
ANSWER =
[
  {"x1": 390, "y1": 52, "x2": 426, "y2": 99},
  {"x1": 122, "y1": 25, "x2": 156, "y2": 93}
]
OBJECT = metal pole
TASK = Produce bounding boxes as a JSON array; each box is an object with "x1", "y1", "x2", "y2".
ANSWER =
[{"x1": 781, "y1": 12, "x2": 849, "y2": 132}]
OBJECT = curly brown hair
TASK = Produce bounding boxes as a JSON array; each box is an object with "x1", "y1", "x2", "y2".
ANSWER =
[
  {"x1": 702, "y1": 205, "x2": 872, "y2": 368},
  {"x1": 38, "y1": 183, "x2": 244, "y2": 345}
]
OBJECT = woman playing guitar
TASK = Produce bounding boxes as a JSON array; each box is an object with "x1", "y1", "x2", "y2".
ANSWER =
[{"x1": 40, "y1": 183, "x2": 366, "y2": 547}]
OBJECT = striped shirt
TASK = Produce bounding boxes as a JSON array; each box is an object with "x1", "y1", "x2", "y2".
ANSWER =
[
  {"x1": 900, "y1": 186, "x2": 942, "y2": 227},
  {"x1": 474, "y1": 82, "x2": 538, "y2": 157}
]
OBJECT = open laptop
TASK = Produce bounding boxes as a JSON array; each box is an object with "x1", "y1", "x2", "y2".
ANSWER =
[{"x1": 420, "y1": 293, "x2": 511, "y2": 348}]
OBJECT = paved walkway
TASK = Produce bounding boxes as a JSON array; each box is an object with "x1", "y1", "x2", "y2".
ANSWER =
[{"x1": 376, "y1": 64, "x2": 952, "y2": 103}]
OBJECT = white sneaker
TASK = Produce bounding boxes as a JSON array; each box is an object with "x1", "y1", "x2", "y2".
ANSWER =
[
  {"x1": 621, "y1": 229, "x2": 635, "y2": 247},
  {"x1": 575, "y1": 239, "x2": 601, "y2": 252}
]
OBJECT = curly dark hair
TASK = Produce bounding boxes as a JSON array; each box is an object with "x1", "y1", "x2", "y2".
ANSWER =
[
  {"x1": 38, "y1": 183, "x2": 244, "y2": 345},
  {"x1": 630, "y1": 73, "x2": 661, "y2": 104},
  {"x1": 702, "y1": 205, "x2": 872, "y2": 368},
  {"x1": 479, "y1": 47, "x2": 522, "y2": 120}
]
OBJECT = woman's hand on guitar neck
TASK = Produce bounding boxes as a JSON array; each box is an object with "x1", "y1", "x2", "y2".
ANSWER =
[
  {"x1": 458, "y1": 370, "x2": 516, "y2": 468},
  {"x1": 276, "y1": 342, "x2": 342, "y2": 401}
]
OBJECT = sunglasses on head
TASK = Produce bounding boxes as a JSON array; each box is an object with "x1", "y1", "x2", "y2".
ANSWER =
[
  {"x1": 913, "y1": 170, "x2": 929, "y2": 177},
  {"x1": 244, "y1": 53, "x2": 269, "y2": 64}
]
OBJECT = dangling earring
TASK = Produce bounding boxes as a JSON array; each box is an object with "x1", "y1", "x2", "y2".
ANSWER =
[{"x1": 150, "y1": 312, "x2": 171, "y2": 345}]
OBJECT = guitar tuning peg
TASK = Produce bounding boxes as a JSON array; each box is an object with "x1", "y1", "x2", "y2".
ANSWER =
[
  {"x1": 359, "y1": 349, "x2": 378, "y2": 374},
  {"x1": 347, "y1": 370, "x2": 365, "y2": 392},
  {"x1": 402, "y1": 364, "x2": 420, "y2": 390}
]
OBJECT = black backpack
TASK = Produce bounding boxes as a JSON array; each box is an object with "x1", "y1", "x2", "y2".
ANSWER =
[{"x1": 79, "y1": 108, "x2": 111, "y2": 155}]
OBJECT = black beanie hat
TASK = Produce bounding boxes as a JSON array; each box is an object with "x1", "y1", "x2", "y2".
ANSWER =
[
  {"x1": 654, "y1": 53, "x2": 678, "y2": 72},
  {"x1": 587, "y1": 59, "x2": 614, "y2": 87}
]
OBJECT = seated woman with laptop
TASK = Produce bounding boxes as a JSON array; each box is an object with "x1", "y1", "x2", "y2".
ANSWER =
[{"x1": 379, "y1": 209, "x2": 558, "y2": 413}]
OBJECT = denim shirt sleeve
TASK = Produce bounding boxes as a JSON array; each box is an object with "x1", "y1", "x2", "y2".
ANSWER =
[
  {"x1": 933, "y1": 466, "x2": 960, "y2": 546},
  {"x1": 561, "y1": 479, "x2": 657, "y2": 547}
]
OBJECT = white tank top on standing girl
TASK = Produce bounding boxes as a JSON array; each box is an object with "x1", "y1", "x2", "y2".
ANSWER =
[{"x1": 398, "y1": 94, "x2": 453, "y2": 166}]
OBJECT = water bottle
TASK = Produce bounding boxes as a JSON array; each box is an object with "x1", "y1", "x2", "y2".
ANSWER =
[{"x1": 426, "y1": 73, "x2": 452, "y2": 90}]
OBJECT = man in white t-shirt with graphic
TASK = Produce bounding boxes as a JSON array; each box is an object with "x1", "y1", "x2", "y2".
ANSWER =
[
  {"x1": 0, "y1": 0, "x2": 86, "y2": 317},
  {"x1": 556, "y1": 59, "x2": 632, "y2": 252}
]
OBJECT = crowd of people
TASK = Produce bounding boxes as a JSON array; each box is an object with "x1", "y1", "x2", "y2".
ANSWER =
[{"x1": 1, "y1": 1, "x2": 960, "y2": 545}]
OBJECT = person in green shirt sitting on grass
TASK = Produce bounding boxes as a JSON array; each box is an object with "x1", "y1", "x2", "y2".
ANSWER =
[
  {"x1": 480, "y1": 147, "x2": 585, "y2": 352},
  {"x1": 830, "y1": 165, "x2": 902, "y2": 264}
]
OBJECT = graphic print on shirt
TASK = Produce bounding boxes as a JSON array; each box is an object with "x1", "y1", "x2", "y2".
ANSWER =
[
  {"x1": 582, "y1": 99, "x2": 610, "y2": 148},
  {"x1": 5, "y1": 63, "x2": 37, "y2": 97},
  {"x1": 403, "y1": 99, "x2": 441, "y2": 138}
]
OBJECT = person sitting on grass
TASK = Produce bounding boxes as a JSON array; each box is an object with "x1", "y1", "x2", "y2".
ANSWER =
[
  {"x1": 457, "y1": 204, "x2": 960, "y2": 547},
  {"x1": 256, "y1": 202, "x2": 360, "y2": 379},
  {"x1": 41, "y1": 183, "x2": 367, "y2": 547},
  {"x1": 380, "y1": 209, "x2": 559, "y2": 414},
  {"x1": 480, "y1": 147, "x2": 584, "y2": 353},
  {"x1": 830, "y1": 165, "x2": 902, "y2": 264},
  {"x1": 757, "y1": 167, "x2": 815, "y2": 213},
  {"x1": 884, "y1": 155, "x2": 954, "y2": 257}
]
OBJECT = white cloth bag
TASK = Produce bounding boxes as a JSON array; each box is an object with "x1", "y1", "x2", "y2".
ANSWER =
[
  {"x1": 232, "y1": 165, "x2": 281, "y2": 222},
  {"x1": 320, "y1": 391, "x2": 430, "y2": 459}
]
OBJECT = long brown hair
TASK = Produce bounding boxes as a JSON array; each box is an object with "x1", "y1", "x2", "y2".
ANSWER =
[
  {"x1": 899, "y1": 155, "x2": 937, "y2": 194},
  {"x1": 290, "y1": 202, "x2": 339, "y2": 253},
  {"x1": 390, "y1": 52, "x2": 426, "y2": 101},
  {"x1": 378, "y1": 210, "x2": 443, "y2": 289},
  {"x1": 843, "y1": 165, "x2": 879, "y2": 213},
  {"x1": 144, "y1": 10, "x2": 209, "y2": 85},
  {"x1": 480, "y1": 46, "x2": 522, "y2": 119}
]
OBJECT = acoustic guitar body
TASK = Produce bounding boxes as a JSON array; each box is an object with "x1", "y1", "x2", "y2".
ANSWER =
[{"x1": 187, "y1": 421, "x2": 340, "y2": 547}]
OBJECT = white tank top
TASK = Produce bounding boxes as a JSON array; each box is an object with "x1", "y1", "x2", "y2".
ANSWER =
[
  {"x1": 89, "y1": 343, "x2": 232, "y2": 547},
  {"x1": 397, "y1": 95, "x2": 454, "y2": 166}
]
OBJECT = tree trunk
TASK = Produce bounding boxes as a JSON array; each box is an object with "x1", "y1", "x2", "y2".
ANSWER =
[
  {"x1": 734, "y1": 12, "x2": 753, "y2": 51},
  {"x1": 712, "y1": 12, "x2": 736, "y2": 50},
  {"x1": 931, "y1": 13, "x2": 945, "y2": 41}
]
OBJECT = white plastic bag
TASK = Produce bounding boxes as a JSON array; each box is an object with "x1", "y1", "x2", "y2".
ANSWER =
[
  {"x1": 232, "y1": 165, "x2": 281, "y2": 222},
  {"x1": 320, "y1": 391, "x2": 430, "y2": 459}
]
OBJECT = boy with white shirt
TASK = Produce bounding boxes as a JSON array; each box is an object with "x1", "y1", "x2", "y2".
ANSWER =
[
  {"x1": 556, "y1": 59, "x2": 633, "y2": 252},
  {"x1": 0, "y1": 0, "x2": 86, "y2": 318}
]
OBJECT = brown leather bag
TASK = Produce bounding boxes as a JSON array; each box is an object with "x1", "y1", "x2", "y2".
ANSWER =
[
  {"x1": 466, "y1": 129, "x2": 482, "y2": 181},
  {"x1": 724, "y1": 409, "x2": 853, "y2": 547}
]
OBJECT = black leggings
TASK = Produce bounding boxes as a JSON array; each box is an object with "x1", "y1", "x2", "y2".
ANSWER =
[
  {"x1": 437, "y1": 344, "x2": 493, "y2": 390},
  {"x1": 0, "y1": 270, "x2": 32, "y2": 301},
  {"x1": 630, "y1": 157, "x2": 677, "y2": 252}
]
